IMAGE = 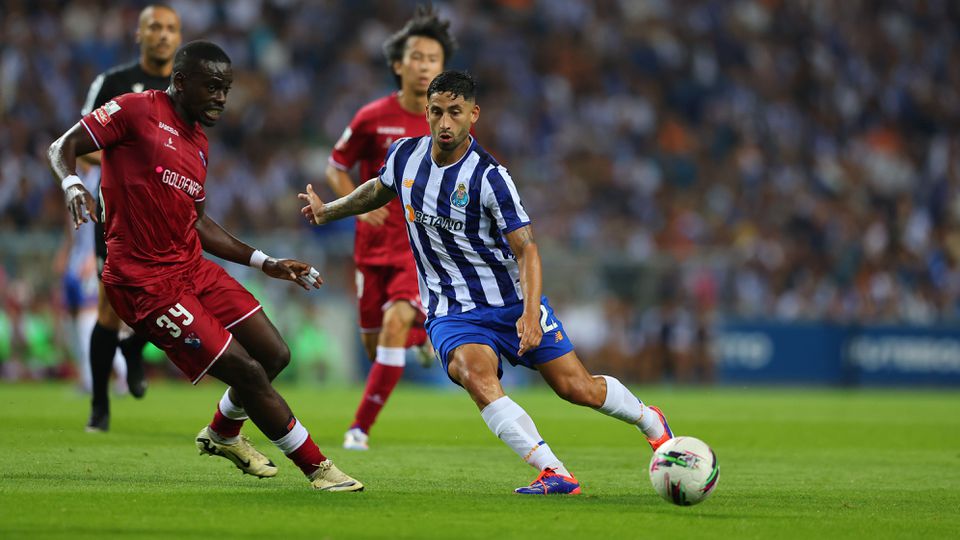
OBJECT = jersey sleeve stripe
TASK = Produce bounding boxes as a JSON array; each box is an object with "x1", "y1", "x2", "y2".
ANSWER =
[
  {"x1": 327, "y1": 155, "x2": 350, "y2": 171},
  {"x1": 486, "y1": 167, "x2": 530, "y2": 231},
  {"x1": 81, "y1": 73, "x2": 105, "y2": 116},
  {"x1": 79, "y1": 119, "x2": 102, "y2": 150}
]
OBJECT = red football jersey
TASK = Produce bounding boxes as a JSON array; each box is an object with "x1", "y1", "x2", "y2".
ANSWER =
[
  {"x1": 329, "y1": 93, "x2": 429, "y2": 266},
  {"x1": 80, "y1": 90, "x2": 208, "y2": 287}
]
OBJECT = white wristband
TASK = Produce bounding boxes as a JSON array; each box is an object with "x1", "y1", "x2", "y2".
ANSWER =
[
  {"x1": 249, "y1": 249, "x2": 269, "y2": 269},
  {"x1": 61, "y1": 174, "x2": 84, "y2": 192}
]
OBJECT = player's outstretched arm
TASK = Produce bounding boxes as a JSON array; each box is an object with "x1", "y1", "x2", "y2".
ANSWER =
[
  {"x1": 194, "y1": 202, "x2": 322, "y2": 291},
  {"x1": 298, "y1": 178, "x2": 395, "y2": 226},
  {"x1": 506, "y1": 224, "x2": 544, "y2": 356},
  {"x1": 47, "y1": 123, "x2": 101, "y2": 229},
  {"x1": 325, "y1": 163, "x2": 388, "y2": 226}
]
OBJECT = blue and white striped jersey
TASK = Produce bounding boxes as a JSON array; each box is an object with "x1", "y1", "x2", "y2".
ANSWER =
[{"x1": 378, "y1": 136, "x2": 531, "y2": 320}]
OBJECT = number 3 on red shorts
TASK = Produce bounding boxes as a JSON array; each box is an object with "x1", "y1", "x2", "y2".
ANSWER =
[{"x1": 155, "y1": 302, "x2": 195, "y2": 338}]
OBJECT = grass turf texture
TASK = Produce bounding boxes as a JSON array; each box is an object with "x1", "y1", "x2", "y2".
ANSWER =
[{"x1": 1, "y1": 382, "x2": 958, "y2": 539}]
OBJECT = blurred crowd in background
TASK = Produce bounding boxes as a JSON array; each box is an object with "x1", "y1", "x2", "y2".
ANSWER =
[{"x1": 2, "y1": 0, "x2": 960, "y2": 384}]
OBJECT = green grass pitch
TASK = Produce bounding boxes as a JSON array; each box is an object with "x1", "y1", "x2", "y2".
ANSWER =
[{"x1": 1, "y1": 381, "x2": 958, "y2": 539}]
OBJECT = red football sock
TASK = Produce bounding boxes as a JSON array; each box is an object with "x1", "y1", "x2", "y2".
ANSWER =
[
  {"x1": 286, "y1": 435, "x2": 327, "y2": 477},
  {"x1": 271, "y1": 417, "x2": 327, "y2": 477},
  {"x1": 209, "y1": 406, "x2": 243, "y2": 439},
  {"x1": 351, "y1": 348, "x2": 405, "y2": 433}
]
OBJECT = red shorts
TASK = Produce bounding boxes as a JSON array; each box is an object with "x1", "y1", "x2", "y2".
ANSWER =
[
  {"x1": 355, "y1": 262, "x2": 426, "y2": 347},
  {"x1": 105, "y1": 258, "x2": 261, "y2": 384}
]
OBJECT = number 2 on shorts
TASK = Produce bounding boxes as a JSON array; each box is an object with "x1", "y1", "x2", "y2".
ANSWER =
[
  {"x1": 156, "y1": 302, "x2": 195, "y2": 338},
  {"x1": 540, "y1": 305, "x2": 558, "y2": 332}
]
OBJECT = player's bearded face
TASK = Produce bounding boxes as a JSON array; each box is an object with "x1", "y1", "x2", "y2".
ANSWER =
[
  {"x1": 177, "y1": 62, "x2": 232, "y2": 127},
  {"x1": 428, "y1": 92, "x2": 478, "y2": 152}
]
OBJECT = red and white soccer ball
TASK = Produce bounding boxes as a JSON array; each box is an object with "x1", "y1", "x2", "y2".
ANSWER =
[{"x1": 649, "y1": 436, "x2": 719, "y2": 506}]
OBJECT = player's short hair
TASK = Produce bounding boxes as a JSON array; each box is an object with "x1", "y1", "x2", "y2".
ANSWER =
[
  {"x1": 427, "y1": 70, "x2": 476, "y2": 102},
  {"x1": 383, "y1": 4, "x2": 458, "y2": 88},
  {"x1": 140, "y1": 3, "x2": 176, "y2": 21},
  {"x1": 173, "y1": 41, "x2": 231, "y2": 74}
]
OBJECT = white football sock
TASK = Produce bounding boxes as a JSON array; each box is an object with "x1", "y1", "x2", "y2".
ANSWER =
[
  {"x1": 271, "y1": 418, "x2": 309, "y2": 454},
  {"x1": 596, "y1": 375, "x2": 664, "y2": 440},
  {"x1": 220, "y1": 388, "x2": 249, "y2": 420},
  {"x1": 375, "y1": 346, "x2": 406, "y2": 367},
  {"x1": 480, "y1": 396, "x2": 570, "y2": 477}
]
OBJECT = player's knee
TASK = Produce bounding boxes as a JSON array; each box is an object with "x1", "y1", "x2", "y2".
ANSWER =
[
  {"x1": 382, "y1": 303, "x2": 415, "y2": 337},
  {"x1": 222, "y1": 352, "x2": 271, "y2": 392},
  {"x1": 271, "y1": 341, "x2": 291, "y2": 375}
]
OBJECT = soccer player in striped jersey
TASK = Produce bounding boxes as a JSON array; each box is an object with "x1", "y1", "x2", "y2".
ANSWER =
[{"x1": 300, "y1": 71, "x2": 674, "y2": 495}]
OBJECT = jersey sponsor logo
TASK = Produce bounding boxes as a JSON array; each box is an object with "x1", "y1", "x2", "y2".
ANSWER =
[
  {"x1": 405, "y1": 204, "x2": 464, "y2": 231},
  {"x1": 132, "y1": 83, "x2": 144, "y2": 93},
  {"x1": 164, "y1": 137, "x2": 177, "y2": 151},
  {"x1": 450, "y1": 183, "x2": 469, "y2": 208},
  {"x1": 402, "y1": 178, "x2": 415, "y2": 188},
  {"x1": 92, "y1": 100, "x2": 121, "y2": 127},
  {"x1": 159, "y1": 167, "x2": 202, "y2": 198},
  {"x1": 158, "y1": 121, "x2": 180, "y2": 137},
  {"x1": 376, "y1": 126, "x2": 405, "y2": 135},
  {"x1": 334, "y1": 126, "x2": 352, "y2": 150}
]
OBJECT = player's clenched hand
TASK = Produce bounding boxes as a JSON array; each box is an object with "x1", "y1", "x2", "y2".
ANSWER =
[
  {"x1": 298, "y1": 184, "x2": 326, "y2": 225},
  {"x1": 262, "y1": 257, "x2": 323, "y2": 290},
  {"x1": 358, "y1": 207, "x2": 388, "y2": 227},
  {"x1": 65, "y1": 185, "x2": 98, "y2": 229},
  {"x1": 516, "y1": 308, "x2": 543, "y2": 357}
]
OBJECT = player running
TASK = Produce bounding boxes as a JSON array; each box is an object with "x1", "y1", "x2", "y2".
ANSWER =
[
  {"x1": 81, "y1": 4, "x2": 182, "y2": 432},
  {"x1": 300, "y1": 71, "x2": 673, "y2": 495},
  {"x1": 326, "y1": 6, "x2": 457, "y2": 452},
  {"x1": 49, "y1": 41, "x2": 363, "y2": 492}
]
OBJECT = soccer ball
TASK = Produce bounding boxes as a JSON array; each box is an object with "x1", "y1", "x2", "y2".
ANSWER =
[{"x1": 649, "y1": 436, "x2": 719, "y2": 506}]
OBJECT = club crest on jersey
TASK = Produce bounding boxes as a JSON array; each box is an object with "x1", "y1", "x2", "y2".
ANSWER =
[
  {"x1": 93, "y1": 100, "x2": 121, "y2": 126},
  {"x1": 184, "y1": 332, "x2": 201, "y2": 349},
  {"x1": 450, "y1": 183, "x2": 469, "y2": 208}
]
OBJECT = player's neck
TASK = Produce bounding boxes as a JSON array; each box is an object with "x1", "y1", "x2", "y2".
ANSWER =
[
  {"x1": 140, "y1": 56, "x2": 173, "y2": 78},
  {"x1": 432, "y1": 137, "x2": 471, "y2": 167},
  {"x1": 165, "y1": 89, "x2": 194, "y2": 126},
  {"x1": 396, "y1": 89, "x2": 426, "y2": 115}
]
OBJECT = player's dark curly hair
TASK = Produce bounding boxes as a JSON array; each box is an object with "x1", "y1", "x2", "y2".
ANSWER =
[
  {"x1": 383, "y1": 4, "x2": 457, "y2": 88},
  {"x1": 427, "y1": 70, "x2": 476, "y2": 102},
  {"x1": 173, "y1": 41, "x2": 231, "y2": 74}
]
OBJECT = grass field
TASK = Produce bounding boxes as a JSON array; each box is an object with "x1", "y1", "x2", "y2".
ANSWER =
[{"x1": 1, "y1": 381, "x2": 958, "y2": 539}]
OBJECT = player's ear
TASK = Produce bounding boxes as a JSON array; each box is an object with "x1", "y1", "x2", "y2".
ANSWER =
[
  {"x1": 393, "y1": 60, "x2": 404, "y2": 78},
  {"x1": 172, "y1": 71, "x2": 185, "y2": 92},
  {"x1": 471, "y1": 103, "x2": 480, "y2": 124}
]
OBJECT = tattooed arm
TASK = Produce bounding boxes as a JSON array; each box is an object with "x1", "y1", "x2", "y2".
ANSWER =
[{"x1": 298, "y1": 178, "x2": 396, "y2": 226}]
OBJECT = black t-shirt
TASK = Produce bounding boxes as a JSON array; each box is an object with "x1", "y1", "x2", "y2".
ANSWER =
[{"x1": 81, "y1": 60, "x2": 170, "y2": 115}]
